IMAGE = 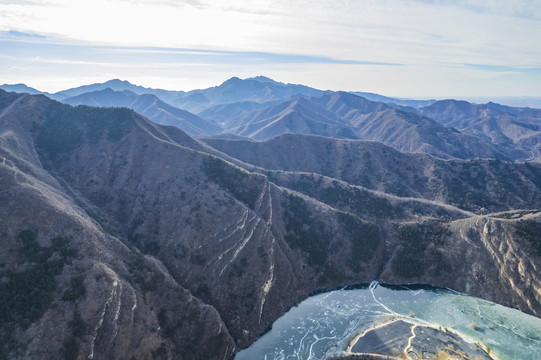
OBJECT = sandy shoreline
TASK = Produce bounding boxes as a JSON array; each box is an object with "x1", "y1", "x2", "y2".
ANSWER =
[{"x1": 345, "y1": 316, "x2": 401, "y2": 353}]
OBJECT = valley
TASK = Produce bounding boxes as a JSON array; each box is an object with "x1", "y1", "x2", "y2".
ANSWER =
[{"x1": 0, "y1": 77, "x2": 540, "y2": 359}]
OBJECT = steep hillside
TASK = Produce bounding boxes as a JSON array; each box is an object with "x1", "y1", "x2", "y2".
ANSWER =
[
  {"x1": 421, "y1": 99, "x2": 541, "y2": 160},
  {"x1": 0, "y1": 91, "x2": 393, "y2": 357},
  {"x1": 263, "y1": 170, "x2": 541, "y2": 314},
  {"x1": 226, "y1": 97, "x2": 357, "y2": 140},
  {"x1": 209, "y1": 92, "x2": 509, "y2": 160},
  {"x1": 199, "y1": 100, "x2": 280, "y2": 128},
  {"x1": 316, "y1": 92, "x2": 508, "y2": 159},
  {"x1": 0, "y1": 92, "x2": 235, "y2": 360},
  {"x1": 63, "y1": 88, "x2": 222, "y2": 136},
  {"x1": 350, "y1": 107, "x2": 509, "y2": 159},
  {"x1": 1, "y1": 90, "x2": 541, "y2": 359},
  {"x1": 202, "y1": 134, "x2": 541, "y2": 213},
  {"x1": 312, "y1": 91, "x2": 392, "y2": 119}
]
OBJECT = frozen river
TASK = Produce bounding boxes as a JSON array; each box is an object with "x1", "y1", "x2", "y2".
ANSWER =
[{"x1": 235, "y1": 282, "x2": 541, "y2": 360}]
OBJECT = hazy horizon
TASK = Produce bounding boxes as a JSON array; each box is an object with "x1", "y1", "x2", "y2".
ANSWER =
[{"x1": 4, "y1": 75, "x2": 541, "y2": 109}]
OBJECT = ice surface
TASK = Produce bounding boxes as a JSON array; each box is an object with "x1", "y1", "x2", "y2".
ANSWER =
[{"x1": 234, "y1": 284, "x2": 541, "y2": 360}]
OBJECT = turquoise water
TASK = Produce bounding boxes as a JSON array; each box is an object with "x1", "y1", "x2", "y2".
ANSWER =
[{"x1": 235, "y1": 282, "x2": 541, "y2": 360}]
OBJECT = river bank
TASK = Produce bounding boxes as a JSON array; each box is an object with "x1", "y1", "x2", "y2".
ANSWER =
[{"x1": 345, "y1": 318, "x2": 496, "y2": 360}]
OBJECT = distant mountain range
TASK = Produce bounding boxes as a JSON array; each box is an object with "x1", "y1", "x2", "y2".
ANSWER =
[
  {"x1": 173, "y1": 76, "x2": 323, "y2": 113},
  {"x1": 2, "y1": 77, "x2": 541, "y2": 161},
  {"x1": 420, "y1": 99, "x2": 541, "y2": 159},
  {"x1": 0, "y1": 83, "x2": 44, "y2": 95},
  {"x1": 22, "y1": 76, "x2": 324, "y2": 113},
  {"x1": 203, "y1": 91, "x2": 508, "y2": 160},
  {"x1": 63, "y1": 88, "x2": 222, "y2": 136}
]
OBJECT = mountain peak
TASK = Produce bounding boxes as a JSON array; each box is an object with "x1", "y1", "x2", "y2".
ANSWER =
[
  {"x1": 333, "y1": 90, "x2": 366, "y2": 100},
  {"x1": 222, "y1": 77, "x2": 243, "y2": 85},
  {"x1": 247, "y1": 76, "x2": 279, "y2": 84},
  {"x1": 0, "y1": 83, "x2": 43, "y2": 95},
  {"x1": 102, "y1": 79, "x2": 139, "y2": 89},
  {"x1": 222, "y1": 76, "x2": 282, "y2": 87},
  {"x1": 104, "y1": 79, "x2": 132, "y2": 85}
]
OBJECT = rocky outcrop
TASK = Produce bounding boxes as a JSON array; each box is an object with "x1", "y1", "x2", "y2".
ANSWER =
[{"x1": 377, "y1": 212, "x2": 541, "y2": 316}]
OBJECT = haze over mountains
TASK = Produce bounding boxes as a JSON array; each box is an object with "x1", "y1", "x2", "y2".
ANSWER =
[
  {"x1": 420, "y1": 100, "x2": 541, "y2": 160},
  {"x1": 1, "y1": 77, "x2": 541, "y2": 359},
  {"x1": 42, "y1": 76, "x2": 324, "y2": 113},
  {"x1": 63, "y1": 88, "x2": 222, "y2": 136},
  {"x1": 3, "y1": 76, "x2": 540, "y2": 161}
]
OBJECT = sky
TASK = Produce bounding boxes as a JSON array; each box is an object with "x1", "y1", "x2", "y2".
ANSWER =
[{"x1": 1, "y1": 0, "x2": 541, "y2": 99}]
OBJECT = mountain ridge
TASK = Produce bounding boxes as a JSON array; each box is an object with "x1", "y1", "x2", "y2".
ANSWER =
[
  {"x1": 3, "y1": 80, "x2": 534, "y2": 161},
  {"x1": 62, "y1": 88, "x2": 222, "y2": 136},
  {"x1": 0, "y1": 77, "x2": 435, "y2": 112},
  {"x1": 421, "y1": 99, "x2": 541, "y2": 159},
  {"x1": 216, "y1": 92, "x2": 511, "y2": 160},
  {"x1": 1, "y1": 90, "x2": 541, "y2": 359}
]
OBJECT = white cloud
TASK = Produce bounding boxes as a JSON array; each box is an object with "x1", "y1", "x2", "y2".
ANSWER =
[
  {"x1": 0, "y1": 0, "x2": 540, "y2": 96},
  {"x1": 1, "y1": 0, "x2": 539, "y2": 65},
  {"x1": 423, "y1": 0, "x2": 541, "y2": 19}
]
